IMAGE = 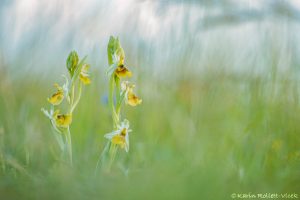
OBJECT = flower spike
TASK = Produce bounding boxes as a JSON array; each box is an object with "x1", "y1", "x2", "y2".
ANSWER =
[
  {"x1": 42, "y1": 50, "x2": 91, "y2": 166},
  {"x1": 96, "y1": 36, "x2": 142, "y2": 173}
]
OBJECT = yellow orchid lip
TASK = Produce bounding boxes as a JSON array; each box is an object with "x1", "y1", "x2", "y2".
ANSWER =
[
  {"x1": 80, "y1": 74, "x2": 91, "y2": 85},
  {"x1": 115, "y1": 64, "x2": 132, "y2": 78},
  {"x1": 127, "y1": 91, "x2": 142, "y2": 106},
  {"x1": 53, "y1": 110, "x2": 72, "y2": 128},
  {"x1": 111, "y1": 128, "x2": 128, "y2": 149},
  {"x1": 112, "y1": 135, "x2": 126, "y2": 149},
  {"x1": 47, "y1": 84, "x2": 64, "y2": 105},
  {"x1": 48, "y1": 91, "x2": 64, "y2": 105}
]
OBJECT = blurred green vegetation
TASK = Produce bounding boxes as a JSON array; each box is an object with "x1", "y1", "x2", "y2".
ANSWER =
[
  {"x1": 1, "y1": 0, "x2": 300, "y2": 199},
  {"x1": 0, "y1": 63, "x2": 299, "y2": 199}
]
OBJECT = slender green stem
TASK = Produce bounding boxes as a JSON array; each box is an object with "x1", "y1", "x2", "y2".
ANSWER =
[
  {"x1": 108, "y1": 74, "x2": 117, "y2": 171},
  {"x1": 109, "y1": 74, "x2": 118, "y2": 128},
  {"x1": 62, "y1": 80, "x2": 80, "y2": 166},
  {"x1": 98, "y1": 74, "x2": 121, "y2": 172},
  {"x1": 71, "y1": 82, "x2": 82, "y2": 113},
  {"x1": 70, "y1": 84, "x2": 75, "y2": 107},
  {"x1": 50, "y1": 121, "x2": 65, "y2": 151},
  {"x1": 115, "y1": 76, "x2": 120, "y2": 105},
  {"x1": 107, "y1": 144, "x2": 118, "y2": 172},
  {"x1": 65, "y1": 127, "x2": 73, "y2": 166},
  {"x1": 115, "y1": 76, "x2": 121, "y2": 117}
]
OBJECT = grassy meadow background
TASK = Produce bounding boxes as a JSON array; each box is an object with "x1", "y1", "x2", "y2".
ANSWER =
[{"x1": 1, "y1": 0, "x2": 300, "y2": 199}]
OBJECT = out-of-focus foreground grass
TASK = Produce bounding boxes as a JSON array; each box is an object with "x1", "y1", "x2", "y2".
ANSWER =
[{"x1": 0, "y1": 62, "x2": 300, "y2": 199}]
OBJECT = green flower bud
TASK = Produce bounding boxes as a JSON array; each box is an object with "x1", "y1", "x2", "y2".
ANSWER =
[
  {"x1": 107, "y1": 36, "x2": 125, "y2": 66},
  {"x1": 66, "y1": 51, "x2": 79, "y2": 77}
]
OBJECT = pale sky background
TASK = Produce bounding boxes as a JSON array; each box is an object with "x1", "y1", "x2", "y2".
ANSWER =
[{"x1": 1, "y1": 0, "x2": 300, "y2": 78}]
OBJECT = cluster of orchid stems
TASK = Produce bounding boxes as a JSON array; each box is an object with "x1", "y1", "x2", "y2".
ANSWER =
[
  {"x1": 96, "y1": 36, "x2": 142, "y2": 172},
  {"x1": 41, "y1": 36, "x2": 140, "y2": 172},
  {"x1": 42, "y1": 51, "x2": 91, "y2": 166}
]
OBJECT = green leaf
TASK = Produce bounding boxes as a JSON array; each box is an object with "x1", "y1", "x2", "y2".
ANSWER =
[
  {"x1": 107, "y1": 36, "x2": 116, "y2": 65},
  {"x1": 114, "y1": 38, "x2": 125, "y2": 64},
  {"x1": 105, "y1": 63, "x2": 117, "y2": 77}
]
